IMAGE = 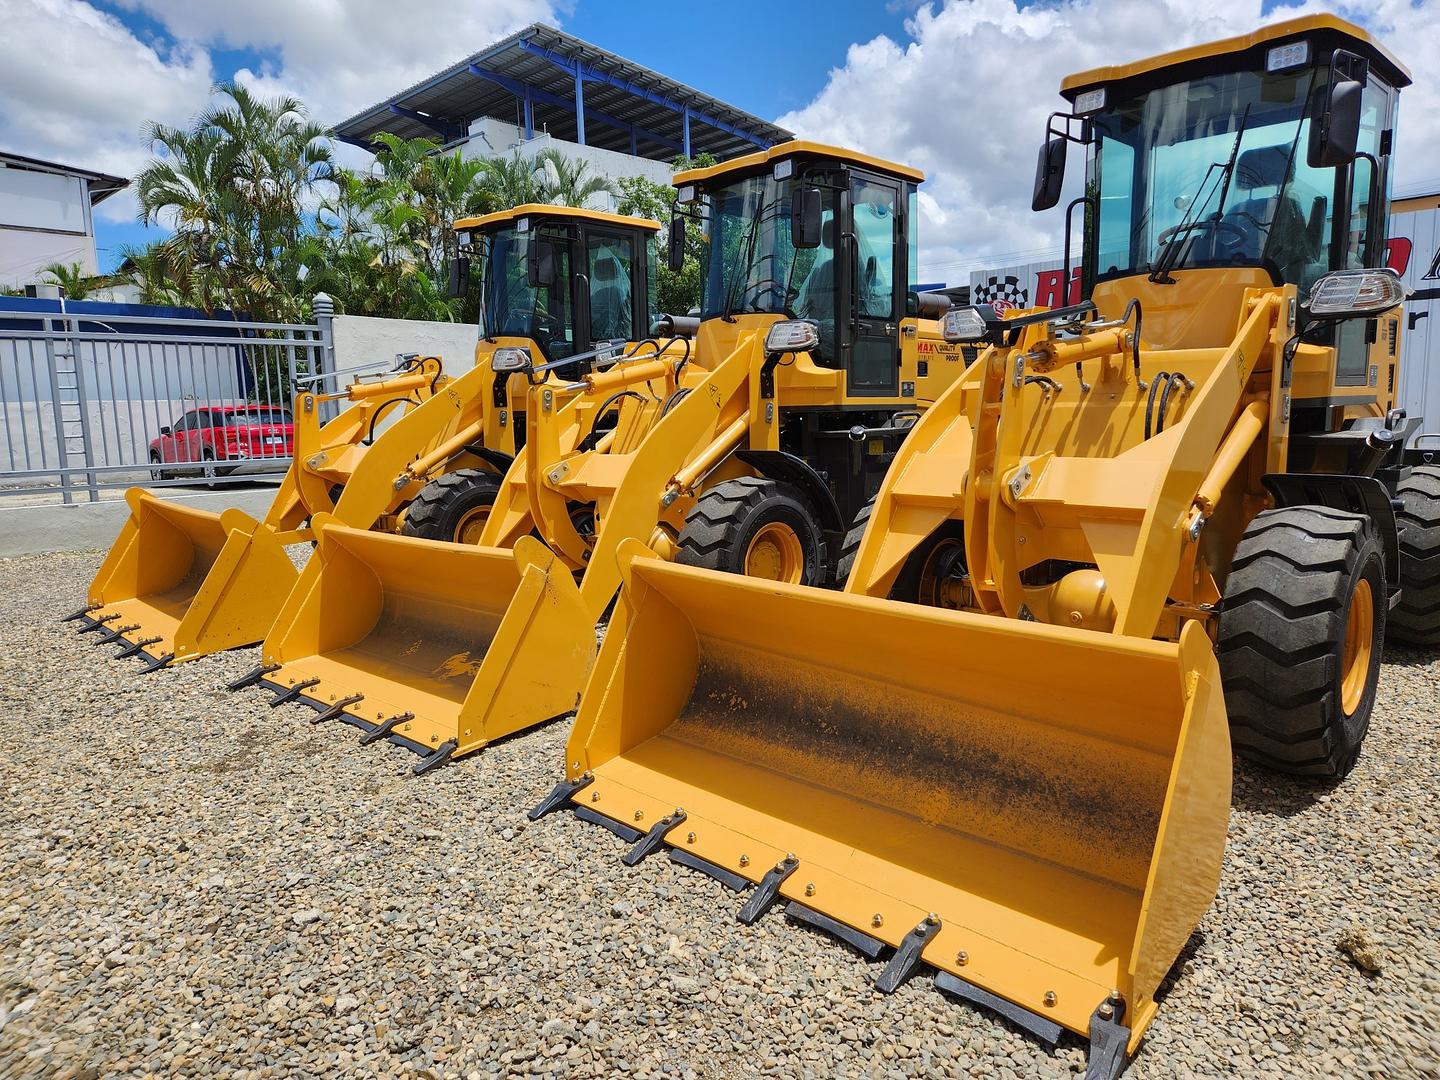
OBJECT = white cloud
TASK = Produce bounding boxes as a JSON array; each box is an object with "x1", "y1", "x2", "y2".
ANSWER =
[
  {"x1": 0, "y1": 0, "x2": 214, "y2": 222},
  {"x1": 113, "y1": 0, "x2": 558, "y2": 129},
  {"x1": 777, "y1": 0, "x2": 1440, "y2": 283}
]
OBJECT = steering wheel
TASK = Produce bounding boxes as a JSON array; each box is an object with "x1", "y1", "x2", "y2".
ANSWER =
[
  {"x1": 1156, "y1": 217, "x2": 1249, "y2": 248},
  {"x1": 736, "y1": 276, "x2": 788, "y2": 312}
]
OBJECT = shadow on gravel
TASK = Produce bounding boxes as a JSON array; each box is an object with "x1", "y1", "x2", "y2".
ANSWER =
[
  {"x1": 1229, "y1": 760, "x2": 1339, "y2": 817},
  {"x1": 1379, "y1": 644, "x2": 1439, "y2": 669}
]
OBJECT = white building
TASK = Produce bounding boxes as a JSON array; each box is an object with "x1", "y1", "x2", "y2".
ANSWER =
[
  {"x1": 332, "y1": 24, "x2": 790, "y2": 212},
  {"x1": 0, "y1": 151, "x2": 128, "y2": 289}
]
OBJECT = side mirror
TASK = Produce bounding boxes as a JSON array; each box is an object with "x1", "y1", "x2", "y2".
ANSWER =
[
  {"x1": 159, "y1": 426, "x2": 172, "y2": 436},
  {"x1": 1032, "y1": 137, "x2": 1067, "y2": 212},
  {"x1": 667, "y1": 214, "x2": 686, "y2": 271},
  {"x1": 791, "y1": 187, "x2": 823, "y2": 249},
  {"x1": 447, "y1": 255, "x2": 470, "y2": 299},
  {"x1": 527, "y1": 239, "x2": 558, "y2": 288},
  {"x1": 1308, "y1": 77, "x2": 1364, "y2": 168}
]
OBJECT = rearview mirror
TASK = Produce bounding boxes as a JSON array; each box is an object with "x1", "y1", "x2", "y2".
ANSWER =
[
  {"x1": 667, "y1": 214, "x2": 686, "y2": 271},
  {"x1": 1308, "y1": 77, "x2": 1363, "y2": 168},
  {"x1": 1032, "y1": 137, "x2": 1067, "y2": 212},
  {"x1": 527, "y1": 239, "x2": 558, "y2": 288},
  {"x1": 447, "y1": 255, "x2": 470, "y2": 299},
  {"x1": 791, "y1": 187, "x2": 823, "y2": 249},
  {"x1": 159, "y1": 426, "x2": 171, "y2": 436}
]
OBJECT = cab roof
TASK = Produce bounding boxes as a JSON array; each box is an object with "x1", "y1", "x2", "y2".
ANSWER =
[
  {"x1": 674, "y1": 140, "x2": 924, "y2": 186},
  {"x1": 453, "y1": 204, "x2": 661, "y2": 232},
  {"x1": 1061, "y1": 15, "x2": 1411, "y2": 98}
]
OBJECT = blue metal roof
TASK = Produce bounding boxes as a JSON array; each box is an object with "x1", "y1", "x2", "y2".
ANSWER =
[{"x1": 331, "y1": 23, "x2": 790, "y2": 162}]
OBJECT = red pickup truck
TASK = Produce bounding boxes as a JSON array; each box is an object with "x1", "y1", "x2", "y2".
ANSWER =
[{"x1": 149, "y1": 405, "x2": 294, "y2": 481}]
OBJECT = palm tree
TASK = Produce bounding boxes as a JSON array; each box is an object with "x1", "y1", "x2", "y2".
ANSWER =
[
  {"x1": 37, "y1": 262, "x2": 108, "y2": 300},
  {"x1": 534, "y1": 148, "x2": 614, "y2": 208},
  {"x1": 477, "y1": 149, "x2": 545, "y2": 209}
]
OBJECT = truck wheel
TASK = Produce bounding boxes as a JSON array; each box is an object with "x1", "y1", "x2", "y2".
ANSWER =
[
  {"x1": 833, "y1": 497, "x2": 873, "y2": 587},
  {"x1": 1388, "y1": 465, "x2": 1440, "y2": 647},
  {"x1": 835, "y1": 496, "x2": 968, "y2": 604},
  {"x1": 1218, "y1": 506, "x2": 1385, "y2": 779},
  {"x1": 401, "y1": 469, "x2": 501, "y2": 544},
  {"x1": 676, "y1": 477, "x2": 822, "y2": 586},
  {"x1": 149, "y1": 452, "x2": 164, "y2": 482}
]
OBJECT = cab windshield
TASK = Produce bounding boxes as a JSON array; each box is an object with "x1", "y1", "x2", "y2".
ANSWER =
[
  {"x1": 477, "y1": 225, "x2": 575, "y2": 360},
  {"x1": 1089, "y1": 64, "x2": 1336, "y2": 291}
]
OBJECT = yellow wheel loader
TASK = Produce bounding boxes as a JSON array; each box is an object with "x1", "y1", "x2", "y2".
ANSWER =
[
  {"x1": 242, "y1": 142, "x2": 966, "y2": 773},
  {"x1": 533, "y1": 18, "x2": 1422, "y2": 1078},
  {"x1": 67, "y1": 206, "x2": 661, "y2": 674}
]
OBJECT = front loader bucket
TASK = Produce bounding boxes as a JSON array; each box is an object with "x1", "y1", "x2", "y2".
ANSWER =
[
  {"x1": 559, "y1": 548, "x2": 1230, "y2": 1069},
  {"x1": 256, "y1": 522, "x2": 595, "y2": 771},
  {"x1": 78, "y1": 488, "x2": 298, "y2": 669}
]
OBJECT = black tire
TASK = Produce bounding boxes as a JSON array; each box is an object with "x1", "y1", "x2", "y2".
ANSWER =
[
  {"x1": 1389, "y1": 465, "x2": 1440, "y2": 647},
  {"x1": 149, "y1": 452, "x2": 163, "y2": 483},
  {"x1": 1218, "y1": 506, "x2": 1385, "y2": 779},
  {"x1": 200, "y1": 448, "x2": 219, "y2": 489},
  {"x1": 676, "y1": 477, "x2": 822, "y2": 585},
  {"x1": 833, "y1": 496, "x2": 874, "y2": 587},
  {"x1": 401, "y1": 469, "x2": 502, "y2": 544},
  {"x1": 836, "y1": 495, "x2": 968, "y2": 604}
]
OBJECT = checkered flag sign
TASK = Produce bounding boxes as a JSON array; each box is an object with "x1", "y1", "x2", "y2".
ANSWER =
[{"x1": 972, "y1": 274, "x2": 1029, "y2": 315}]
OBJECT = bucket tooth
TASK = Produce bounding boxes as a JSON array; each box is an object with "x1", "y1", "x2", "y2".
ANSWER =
[
  {"x1": 668, "y1": 848, "x2": 749, "y2": 892},
  {"x1": 115, "y1": 636, "x2": 163, "y2": 660},
  {"x1": 310, "y1": 695, "x2": 365, "y2": 724},
  {"x1": 529, "y1": 773, "x2": 594, "y2": 821},
  {"x1": 621, "y1": 809, "x2": 687, "y2": 866},
  {"x1": 268, "y1": 678, "x2": 321, "y2": 707},
  {"x1": 934, "y1": 972, "x2": 1063, "y2": 1048},
  {"x1": 92, "y1": 623, "x2": 139, "y2": 647},
  {"x1": 785, "y1": 903, "x2": 886, "y2": 959},
  {"x1": 78, "y1": 613, "x2": 120, "y2": 634},
  {"x1": 228, "y1": 663, "x2": 279, "y2": 692},
  {"x1": 413, "y1": 739, "x2": 458, "y2": 775},
  {"x1": 1084, "y1": 996, "x2": 1131, "y2": 1080},
  {"x1": 737, "y1": 854, "x2": 799, "y2": 925},
  {"x1": 876, "y1": 914, "x2": 941, "y2": 993},
  {"x1": 138, "y1": 651, "x2": 175, "y2": 675},
  {"x1": 62, "y1": 604, "x2": 101, "y2": 623},
  {"x1": 358, "y1": 712, "x2": 414, "y2": 746}
]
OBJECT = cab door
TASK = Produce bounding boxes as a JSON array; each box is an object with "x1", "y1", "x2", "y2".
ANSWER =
[{"x1": 844, "y1": 173, "x2": 904, "y2": 398}]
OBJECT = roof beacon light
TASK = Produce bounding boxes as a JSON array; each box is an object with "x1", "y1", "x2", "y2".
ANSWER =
[
  {"x1": 1305, "y1": 268, "x2": 1408, "y2": 318},
  {"x1": 1072, "y1": 87, "x2": 1107, "y2": 115},
  {"x1": 764, "y1": 319, "x2": 819, "y2": 354},
  {"x1": 1266, "y1": 41, "x2": 1309, "y2": 72}
]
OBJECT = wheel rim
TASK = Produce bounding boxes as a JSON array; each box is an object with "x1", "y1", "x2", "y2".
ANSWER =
[
  {"x1": 454, "y1": 506, "x2": 491, "y2": 545},
  {"x1": 1340, "y1": 577, "x2": 1375, "y2": 716},
  {"x1": 744, "y1": 521, "x2": 805, "y2": 583},
  {"x1": 918, "y1": 538, "x2": 965, "y2": 607}
]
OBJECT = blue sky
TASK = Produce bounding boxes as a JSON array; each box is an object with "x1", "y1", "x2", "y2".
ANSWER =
[{"x1": 85, "y1": 0, "x2": 921, "y2": 271}]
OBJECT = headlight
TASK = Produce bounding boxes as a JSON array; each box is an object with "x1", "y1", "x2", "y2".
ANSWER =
[
  {"x1": 1305, "y1": 268, "x2": 1409, "y2": 318},
  {"x1": 1266, "y1": 41, "x2": 1309, "y2": 72},
  {"x1": 941, "y1": 305, "x2": 998, "y2": 343},
  {"x1": 764, "y1": 319, "x2": 820, "y2": 354},
  {"x1": 491, "y1": 346, "x2": 533, "y2": 373},
  {"x1": 1072, "y1": 87, "x2": 1106, "y2": 115},
  {"x1": 676, "y1": 184, "x2": 697, "y2": 205}
]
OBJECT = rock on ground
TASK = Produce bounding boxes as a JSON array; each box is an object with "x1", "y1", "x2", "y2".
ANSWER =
[{"x1": 1, "y1": 550, "x2": 1437, "y2": 1079}]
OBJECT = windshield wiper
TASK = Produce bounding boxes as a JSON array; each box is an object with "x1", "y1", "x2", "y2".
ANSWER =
[{"x1": 1149, "y1": 105, "x2": 1252, "y2": 284}]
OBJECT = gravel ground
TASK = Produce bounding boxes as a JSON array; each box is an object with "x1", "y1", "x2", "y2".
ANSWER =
[{"x1": 1, "y1": 549, "x2": 1437, "y2": 1080}]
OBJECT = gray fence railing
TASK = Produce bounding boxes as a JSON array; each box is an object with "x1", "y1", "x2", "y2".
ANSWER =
[{"x1": 0, "y1": 296, "x2": 336, "y2": 503}]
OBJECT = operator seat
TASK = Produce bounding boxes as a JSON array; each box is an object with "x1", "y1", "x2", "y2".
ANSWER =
[
  {"x1": 795, "y1": 219, "x2": 838, "y2": 363},
  {"x1": 1221, "y1": 144, "x2": 1323, "y2": 284},
  {"x1": 589, "y1": 254, "x2": 631, "y2": 342}
]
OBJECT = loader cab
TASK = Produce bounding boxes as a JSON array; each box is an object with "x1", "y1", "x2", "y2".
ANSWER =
[
  {"x1": 1045, "y1": 17, "x2": 1409, "y2": 366},
  {"x1": 453, "y1": 205, "x2": 662, "y2": 381},
  {"x1": 673, "y1": 143, "x2": 923, "y2": 398}
]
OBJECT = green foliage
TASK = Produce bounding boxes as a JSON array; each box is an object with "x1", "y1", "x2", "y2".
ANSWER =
[
  {"x1": 119, "y1": 82, "x2": 637, "y2": 326},
  {"x1": 613, "y1": 154, "x2": 717, "y2": 316},
  {"x1": 36, "y1": 262, "x2": 113, "y2": 300}
]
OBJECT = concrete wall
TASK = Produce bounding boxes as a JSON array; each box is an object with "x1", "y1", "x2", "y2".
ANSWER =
[
  {"x1": 461, "y1": 117, "x2": 675, "y2": 213},
  {"x1": 331, "y1": 313, "x2": 480, "y2": 373},
  {"x1": 0, "y1": 165, "x2": 98, "y2": 287}
]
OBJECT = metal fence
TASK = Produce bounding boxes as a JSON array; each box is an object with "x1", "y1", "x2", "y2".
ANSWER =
[{"x1": 0, "y1": 297, "x2": 335, "y2": 502}]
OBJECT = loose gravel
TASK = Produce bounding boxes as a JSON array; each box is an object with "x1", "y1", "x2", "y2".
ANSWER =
[{"x1": 1, "y1": 549, "x2": 1437, "y2": 1079}]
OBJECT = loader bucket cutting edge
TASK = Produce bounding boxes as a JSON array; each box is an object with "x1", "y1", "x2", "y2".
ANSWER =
[
  {"x1": 83, "y1": 489, "x2": 299, "y2": 666},
  {"x1": 567, "y1": 555, "x2": 1230, "y2": 1053},
  {"x1": 259, "y1": 525, "x2": 596, "y2": 764}
]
